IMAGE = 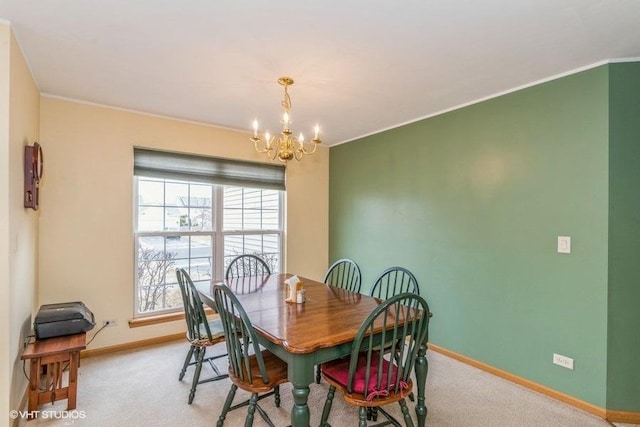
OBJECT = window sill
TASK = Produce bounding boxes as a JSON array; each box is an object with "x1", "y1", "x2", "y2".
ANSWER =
[{"x1": 128, "y1": 307, "x2": 215, "y2": 328}]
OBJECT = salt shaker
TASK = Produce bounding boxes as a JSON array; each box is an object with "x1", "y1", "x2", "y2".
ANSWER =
[{"x1": 296, "y1": 289, "x2": 305, "y2": 304}]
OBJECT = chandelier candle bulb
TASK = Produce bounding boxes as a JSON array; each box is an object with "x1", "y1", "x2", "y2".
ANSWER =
[{"x1": 252, "y1": 119, "x2": 258, "y2": 137}]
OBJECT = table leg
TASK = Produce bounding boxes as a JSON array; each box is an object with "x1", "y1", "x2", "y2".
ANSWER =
[
  {"x1": 68, "y1": 350, "x2": 80, "y2": 410},
  {"x1": 291, "y1": 382, "x2": 311, "y2": 427},
  {"x1": 27, "y1": 359, "x2": 39, "y2": 419},
  {"x1": 288, "y1": 355, "x2": 314, "y2": 427},
  {"x1": 414, "y1": 343, "x2": 428, "y2": 427}
]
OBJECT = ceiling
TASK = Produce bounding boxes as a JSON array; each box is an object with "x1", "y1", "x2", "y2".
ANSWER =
[{"x1": 1, "y1": 1, "x2": 640, "y2": 146}]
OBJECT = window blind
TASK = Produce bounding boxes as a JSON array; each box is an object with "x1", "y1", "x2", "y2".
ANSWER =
[{"x1": 133, "y1": 147, "x2": 286, "y2": 191}]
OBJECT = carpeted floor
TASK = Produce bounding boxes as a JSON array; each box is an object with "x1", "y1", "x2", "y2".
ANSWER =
[{"x1": 17, "y1": 340, "x2": 636, "y2": 426}]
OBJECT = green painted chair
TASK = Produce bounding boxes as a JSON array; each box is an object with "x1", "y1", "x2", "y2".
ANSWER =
[
  {"x1": 368, "y1": 266, "x2": 422, "y2": 420},
  {"x1": 322, "y1": 258, "x2": 362, "y2": 292},
  {"x1": 319, "y1": 292, "x2": 431, "y2": 427},
  {"x1": 213, "y1": 284, "x2": 288, "y2": 427},
  {"x1": 225, "y1": 254, "x2": 271, "y2": 279},
  {"x1": 317, "y1": 258, "x2": 363, "y2": 384},
  {"x1": 176, "y1": 268, "x2": 229, "y2": 404},
  {"x1": 370, "y1": 266, "x2": 420, "y2": 300}
]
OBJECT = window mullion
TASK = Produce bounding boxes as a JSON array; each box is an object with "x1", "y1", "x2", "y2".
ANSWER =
[
  {"x1": 214, "y1": 185, "x2": 225, "y2": 280},
  {"x1": 279, "y1": 190, "x2": 284, "y2": 272}
]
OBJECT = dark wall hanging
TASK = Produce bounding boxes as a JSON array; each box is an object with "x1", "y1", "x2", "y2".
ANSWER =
[{"x1": 24, "y1": 142, "x2": 43, "y2": 210}]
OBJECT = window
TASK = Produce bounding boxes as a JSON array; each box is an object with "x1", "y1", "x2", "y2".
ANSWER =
[
  {"x1": 133, "y1": 148, "x2": 285, "y2": 316},
  {"x1": 222, "y1": 187, "x2": 281, "y2": 270}
]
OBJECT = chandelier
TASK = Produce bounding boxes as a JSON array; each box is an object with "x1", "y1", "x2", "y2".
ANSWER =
[{"x1": 250, "y1": 76, "x2": 321, "y2": 162}]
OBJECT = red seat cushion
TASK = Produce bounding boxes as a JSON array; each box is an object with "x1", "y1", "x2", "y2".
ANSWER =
[{"x1": 321, "y1": 352, "x2": 409, "y2": 401}]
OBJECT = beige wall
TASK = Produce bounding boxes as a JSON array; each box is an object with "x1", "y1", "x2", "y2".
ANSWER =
[
  {"x1": 39, "y1": 97, "x2": 329, "y2": 349},
  {"x1": 1, "y1": 23, "x2": 41, "y2": 422},
  {"x1": 1, "y1": 23, "x2": 11, "y2": 425}
]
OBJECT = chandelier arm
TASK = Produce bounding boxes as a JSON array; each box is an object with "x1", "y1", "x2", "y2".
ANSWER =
[
  {"x1": 253, "y1": 138, "x2": 271, "y2": 153},
  {"x1": 298, "y1": 142, "x2": 318, "y2": 156}
]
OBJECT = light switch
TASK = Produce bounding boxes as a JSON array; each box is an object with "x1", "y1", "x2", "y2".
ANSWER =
[{"x1": 557, "y1": 236, "x2": 571, "y2": 254}]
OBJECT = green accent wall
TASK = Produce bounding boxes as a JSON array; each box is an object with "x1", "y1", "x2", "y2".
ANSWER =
[
  {"x1": 607, "y1": 62, "x2": 640, "y2": 411},
  {"x1": 330, "y1": 64, "x2": 639, "y2": 411}
]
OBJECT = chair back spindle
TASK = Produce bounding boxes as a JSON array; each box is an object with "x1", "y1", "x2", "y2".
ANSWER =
[
  {"x1": 323, "y1": 258, "x2": 362, "y2": 293},
  {"x1": 225, "y1": 254, "x2": 271, "y2": 279},
  {"x1": 369, "y1": 266, "x2": 420, "y2": 300}
]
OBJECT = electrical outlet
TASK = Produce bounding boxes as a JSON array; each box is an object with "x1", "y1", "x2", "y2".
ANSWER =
[
  {"x1": 103, "y1": 319, "x2": 118, "y2": 327},
  {"x1": 553, "y1": 353, "x2": 574, "y2": 370}
]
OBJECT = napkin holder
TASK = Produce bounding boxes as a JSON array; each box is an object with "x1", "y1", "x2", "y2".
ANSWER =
[{"x1": 284, "y1": 276, "x2": 304, "y2": 303}]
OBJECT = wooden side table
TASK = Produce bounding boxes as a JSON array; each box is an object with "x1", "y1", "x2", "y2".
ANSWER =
[{"x1": 21, "y1": 333, "x2": 86, "y2": 419}]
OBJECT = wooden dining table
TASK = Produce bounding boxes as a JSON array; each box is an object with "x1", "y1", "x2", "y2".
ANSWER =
[{"x1": 196, "y1": 273, "x2": 428, "y2": 427}]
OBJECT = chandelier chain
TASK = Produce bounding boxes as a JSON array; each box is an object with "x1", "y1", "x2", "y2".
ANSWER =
[{"x1": 281, "y1": 84, "x2": 292, "y2": 112}]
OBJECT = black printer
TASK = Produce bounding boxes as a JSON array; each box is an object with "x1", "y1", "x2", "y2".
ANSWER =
[{"x1": 34, "y1": 302, "x2": 95, "y2": 339}]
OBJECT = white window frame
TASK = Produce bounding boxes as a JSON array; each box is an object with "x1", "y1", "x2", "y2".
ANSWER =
[{"x1": 133, "y1": 177, "x2": 283, "y2": 317}]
